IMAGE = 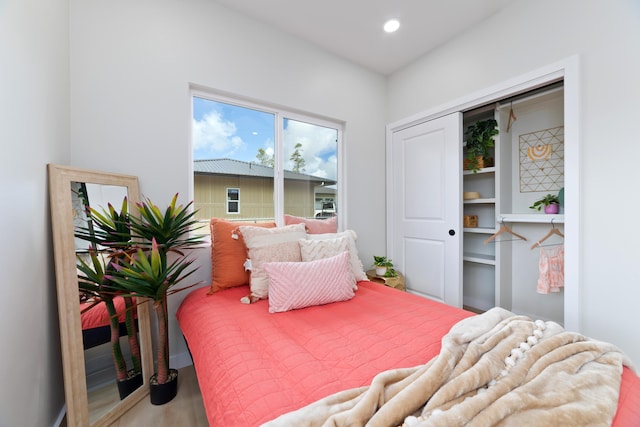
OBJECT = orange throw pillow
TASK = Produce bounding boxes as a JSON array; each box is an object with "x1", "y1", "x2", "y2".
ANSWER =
[{"x1": 208, "y1": 218, "x2": 276, "y2": 294}]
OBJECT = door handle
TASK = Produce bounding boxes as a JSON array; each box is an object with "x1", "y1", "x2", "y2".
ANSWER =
[{"x1": 449, "y1": 229, "x2": 455, "y2": 236}]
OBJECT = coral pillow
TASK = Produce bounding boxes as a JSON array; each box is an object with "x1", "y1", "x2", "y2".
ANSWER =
[
  {"x1": 305, "y1": 230, "x2": 367, "y2": 281},
  {"x1": 264, "y1": 251, "x2": 355, "y2": 313},
  {"x1": 284, "y1": 214, "x2": 337, "y2": 234},
  {"x1": 238, "y1": 223, "x2": 307, "y2": 301},
  {"x1": 208, "y1": 218, "x2": 276, "y2": 294}
]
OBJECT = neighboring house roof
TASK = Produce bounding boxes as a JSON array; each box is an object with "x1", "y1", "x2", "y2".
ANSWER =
[{"x1": 194, "y1": 158, "x2": 336, "y2": 185}]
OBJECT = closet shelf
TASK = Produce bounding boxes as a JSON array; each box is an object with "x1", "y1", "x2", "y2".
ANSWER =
[
  {"x1": 463, "y1": 166, "x2": 495, "y2": 176},
  {"x1": 464, "y1": 198, "x2": 496, "y2": 204},
  {"x1": 463, "y1": 227, "x2": 496, "y2": 234},
  {"x1": 497, "y1": 214, "x2": 564, "y2": 224},
  {"x1": 463, "y1": 252, "x2": 496, "y2": 265}
]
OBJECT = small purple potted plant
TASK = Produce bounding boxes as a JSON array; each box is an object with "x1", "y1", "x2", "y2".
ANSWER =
[{"x1": 529, "y1": 193, "x2": 560, "y2": 214}]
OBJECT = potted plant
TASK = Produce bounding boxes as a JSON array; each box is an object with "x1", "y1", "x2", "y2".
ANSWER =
[
  {"x1": 77, "y1": 251, "x2": 142, "y2": 399},
  {"x1": 464, "y1": 119, "x2": 499, "y2": 172},
  {"x1": 106, "y1": 193, "x2": 204, "y2": 405},
  {"x1": 373, "y1": 256, "x2": 398, "y2": 277},
  {"x1": 529, "y1": 193, "x2": 560, "y2": 214},
  {"x1": 74, "y1": 196, "x2": 142, "y2": 400}
]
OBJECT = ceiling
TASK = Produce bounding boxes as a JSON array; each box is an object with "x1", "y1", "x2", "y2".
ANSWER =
[{"x1": 214, "y1": 0, "x2": 517, "y2": 75}]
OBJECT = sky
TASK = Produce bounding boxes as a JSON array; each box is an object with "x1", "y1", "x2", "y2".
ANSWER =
[{"x1": 192, "y1": 97, "x2": 338, "y2": 181}]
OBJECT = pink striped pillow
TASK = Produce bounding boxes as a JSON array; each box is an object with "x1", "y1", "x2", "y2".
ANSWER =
[
  {"x1": 263, "y1": 251, "x2": 355, "y2": 313},
  {"x1": 284, "y1": 214, "x2": 337, "y2": 234}
]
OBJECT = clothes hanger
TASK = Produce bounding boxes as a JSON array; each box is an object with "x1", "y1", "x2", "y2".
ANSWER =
[
  {"x1": 484, "y1": 218, "x2": 527, "y2": 244},
  {"x1": 530, "y1": 218, "x2": 564, "y2": 249},
  {"x1": 506, "y1": 102, "x2": 517, "y2": 132}
]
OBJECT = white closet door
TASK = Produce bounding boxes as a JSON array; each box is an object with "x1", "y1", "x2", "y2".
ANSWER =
[{"x1": 388, "y1": 113, "x2": 462, "y2": 307}]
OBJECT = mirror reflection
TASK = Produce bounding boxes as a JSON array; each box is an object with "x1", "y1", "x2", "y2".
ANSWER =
[
  {"x1": 48, "y1": 164, "x2": 152, "y2": 427},
  {"x1": 71, "y1": 182, "x2": 143, "y2": 422}
]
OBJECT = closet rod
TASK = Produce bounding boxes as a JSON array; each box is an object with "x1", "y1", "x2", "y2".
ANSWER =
[
  {"x1": 496, "y1": 85, "x2": 563, "y2": 110},
  {"x1": 496, "y1": 214, "x2": 564, "y2": 224}
]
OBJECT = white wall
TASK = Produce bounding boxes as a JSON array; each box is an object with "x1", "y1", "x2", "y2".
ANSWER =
[
  {"x1": 69, "y1": 0, "x2": 388, "y2": 367},
  {"x1": 388, "y1": 0, "x2": 640, "y2": 365},
  {"x1": 8, "y1": 2, "x2": 638, "y2": 424},
  {"x1": 0, "y1": 0, "x2": 70, "y2": 426}
]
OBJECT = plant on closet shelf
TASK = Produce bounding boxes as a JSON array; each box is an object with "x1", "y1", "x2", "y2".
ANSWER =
[
  {"x1": 529, "y1": 193, "x2": 560, "y2": 214},
  {"x1": 464, "y1": 118, "x2": 499, "y2": 172},
  {"x1": 106, "y1": 193, "x2": 204, "y2": 405}
]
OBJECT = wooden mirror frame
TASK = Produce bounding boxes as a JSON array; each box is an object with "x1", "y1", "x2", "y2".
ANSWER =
[{"x1": 48, "y1": 164, "x2": 153, "y2": 427}]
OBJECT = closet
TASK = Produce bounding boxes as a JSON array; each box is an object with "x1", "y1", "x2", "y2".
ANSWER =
[
  {"x1": 462, "y1": 84, "x2": 565, "y2": 324},
  {"x1": 387, "y1": 60, "x2": 579, "y2": 329}
]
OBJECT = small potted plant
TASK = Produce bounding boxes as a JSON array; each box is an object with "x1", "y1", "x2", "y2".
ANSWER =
[
  {"x1": 373, "y1": 256, "x2": 398, "y2": 277},
  {"x1": 106, "y1": 193, "x2": 204, "y2": 405},
  {"x1": 529, "y1": 193, "x2": 560, "y2": 214},
  {"x1": 464, "y1": 118, "x2": 499, "y2": 172}
]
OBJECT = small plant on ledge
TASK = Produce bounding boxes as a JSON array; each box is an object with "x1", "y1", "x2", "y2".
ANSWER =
[
  {"x1": 373, "y1": 256, "x2": 399, "y2": 278},
  {"x1": 529, "y1": 193, "x2": 560, "y2": 214}
]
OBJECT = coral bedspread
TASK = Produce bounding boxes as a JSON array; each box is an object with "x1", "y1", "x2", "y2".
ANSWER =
[
  {"x1": 80, "y1": 296, "x2": 129, "y2": 330},
  {"x1": 177, "y1": 282, "x2": 640, "y2": 427}
]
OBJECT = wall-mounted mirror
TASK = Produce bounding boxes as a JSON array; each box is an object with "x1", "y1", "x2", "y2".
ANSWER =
[{"x1": 48, "y1": 164, "x2": 153, "y2": 427}]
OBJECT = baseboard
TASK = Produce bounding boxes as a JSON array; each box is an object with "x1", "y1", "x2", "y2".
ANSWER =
[
  {"x1": 53, "y1": 404, "x2": 66, "y2": 427},
  {"x1": 462, "y1": 296, "x2": 494, "y2": 313},
  {"x1": 171, "y1": 351, "x2": 193, "y2": 370}
]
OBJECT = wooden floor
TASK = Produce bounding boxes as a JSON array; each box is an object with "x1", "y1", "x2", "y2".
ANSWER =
[
  {"x1": 463, "y1": 305, "x2": 485, "y2": 315},
  {"x1": 110, "y1": 365, "x2": 208, "y2": 426}
]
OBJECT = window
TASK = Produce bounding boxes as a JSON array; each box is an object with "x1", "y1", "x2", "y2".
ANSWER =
[
  {"x1": 282, "y1": 118, "x2": 338, "y2": 220},
  {"x1": 191, "y1": 91, "x2": 341, "y2": 230},
  {"x1": 226, "y1": 188, "x2": 240, "y2": 214}
]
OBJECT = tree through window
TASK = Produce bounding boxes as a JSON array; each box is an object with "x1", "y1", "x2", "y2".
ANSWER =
[{"x1": 192, "y1": 93, "x2": 340, "y2": 231}]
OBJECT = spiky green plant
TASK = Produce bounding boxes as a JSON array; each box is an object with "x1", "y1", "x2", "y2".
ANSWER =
[
  {"x1": 74, "y1": 196, "x2": 141, "y2": 384},
  {"x1": 77, "y1": 251, "x2": 140, "y2": 381},
  {"x1": 107, "y1": 240, "x2": 200, "y2": 384},
  {"x1": 75, "y1": 196, "x2": 133, "y2": 251},
  {"x1": 106, "y1": 194, "x2": 204, "y2": 385},
  {"x1": 128, "y1": 193, "x2": 203, "y2": 252}
]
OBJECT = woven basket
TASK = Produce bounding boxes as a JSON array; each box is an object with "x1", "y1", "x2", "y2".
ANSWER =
[
  {"x1": 463, "y1": 214, "x2": 478, "y2": 228},
  {"x1": 463, "y1": 156, "x2": 494, "y2": 170}
]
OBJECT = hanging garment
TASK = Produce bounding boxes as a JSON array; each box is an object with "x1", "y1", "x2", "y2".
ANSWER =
[{"x1": 537, "y1": 244, "x2": 564, "y2": 294}]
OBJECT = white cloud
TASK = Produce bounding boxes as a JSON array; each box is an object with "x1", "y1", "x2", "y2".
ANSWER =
[
  {"x1": 192, "y1": 109, "x2": 339, "y2": 182},
  {"x1": 262, "y1": 145, "x2": 274, "y2": 157},
  {"x1": 192, "y1": 110, "x2": 246, "y2": 158},
  {"x1": 284, "y1": 120, "x2": 338, "y2": 181}
]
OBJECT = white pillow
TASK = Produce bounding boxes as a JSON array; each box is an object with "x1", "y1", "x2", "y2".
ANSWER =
[
  {"x1": 299, "y1": 236, "x2": 357, "y2": 290},
  {"x1": 238, "y1": 223, "x2": 307, "y2": 301},
  {"x1": 305, "y1": 230, "x2": 367, "y2": 281},
  {"x1": 264, "y1": 251, "x2": 355, "y2": 313}
]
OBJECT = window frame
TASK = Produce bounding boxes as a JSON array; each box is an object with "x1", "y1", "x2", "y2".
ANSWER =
[
  {"x1": 226, "y1": 187, "x2": 240, "y2": 214},
  {"x1": 190, "y1": 87, "x2": 345, "y2": 228}
]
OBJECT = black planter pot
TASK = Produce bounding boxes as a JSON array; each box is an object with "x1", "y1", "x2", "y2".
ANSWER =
[
  {"x1": 117, "y1": 370, "x2": 143, "y2": 400},
  {"x1": 149, "y1": 368, "x2": 179, "y2": 405}
]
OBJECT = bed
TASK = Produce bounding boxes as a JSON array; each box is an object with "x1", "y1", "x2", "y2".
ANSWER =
[
  {"x1": 80, "y1": 296, "x2": 136, "y2": 349},
  {"x1": 177, "y1": 219, "x2": 640, "y2": 426},
  {"x1": 177, "y1": 282, "x2": 640, "y2": 426}
]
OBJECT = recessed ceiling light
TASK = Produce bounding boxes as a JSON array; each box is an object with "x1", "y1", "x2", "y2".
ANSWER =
[{"x1": 383, "y1": 19, "x2": 400, "y2": 33}]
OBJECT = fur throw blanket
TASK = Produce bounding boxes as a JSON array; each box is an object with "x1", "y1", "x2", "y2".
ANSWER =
[{"x1": 263, "y1": 307, "x2": 634, "y2": 427}]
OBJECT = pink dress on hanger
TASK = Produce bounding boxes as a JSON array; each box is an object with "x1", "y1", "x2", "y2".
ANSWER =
[{"x1": 537, "y1": 244, "x2": 564, "y2": 294}]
